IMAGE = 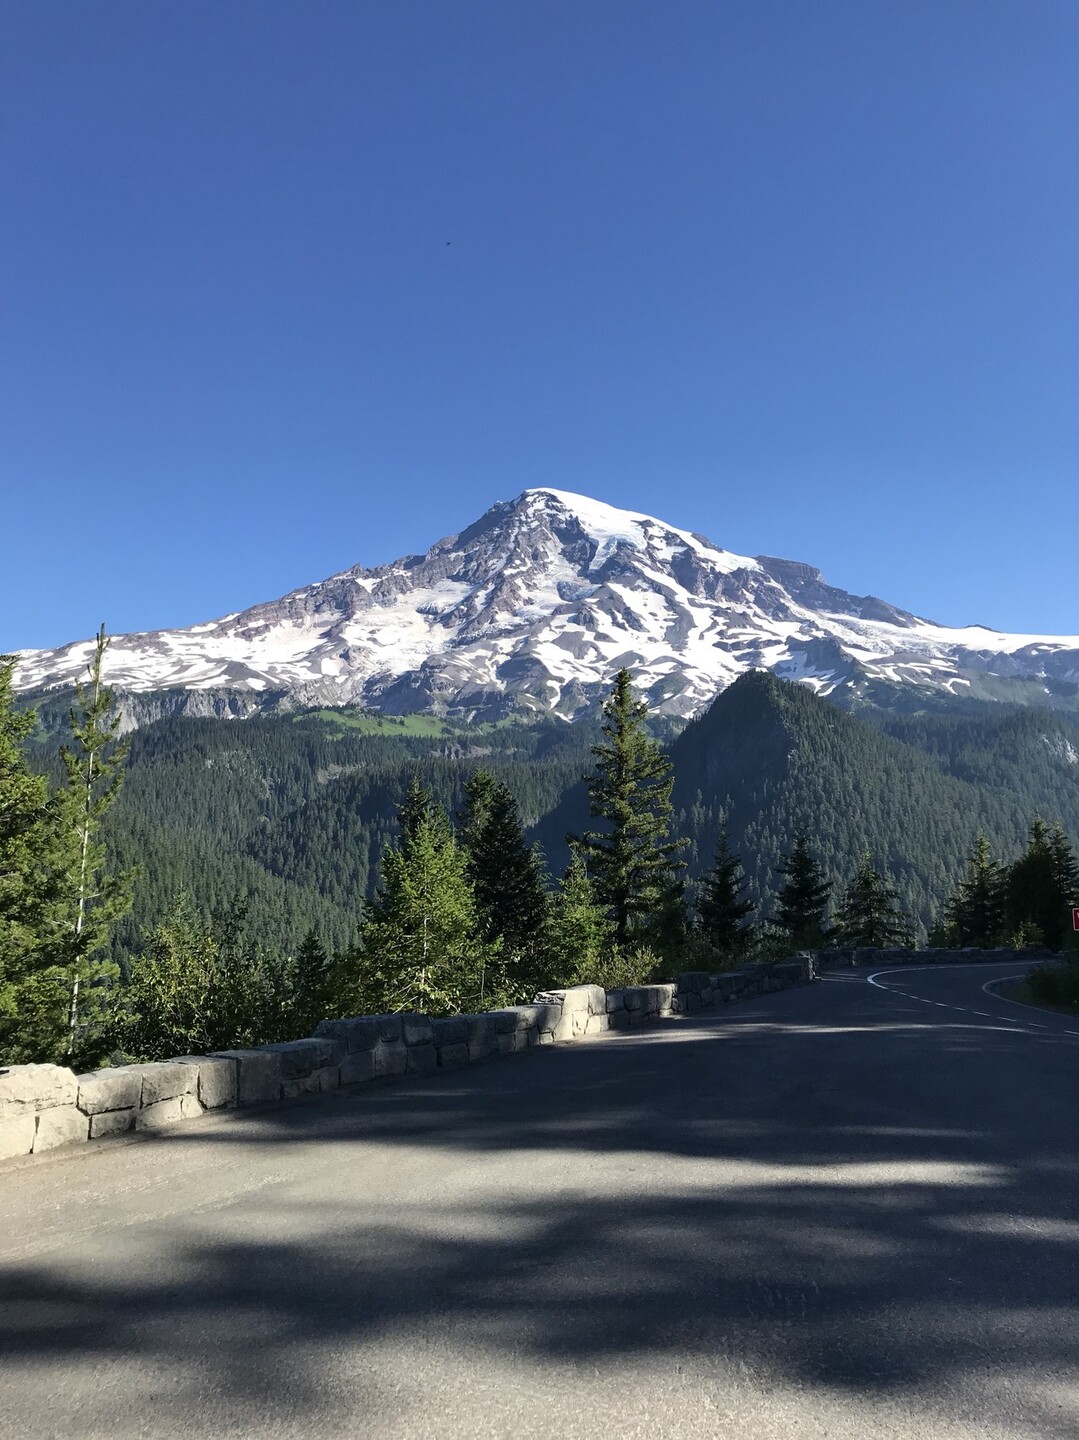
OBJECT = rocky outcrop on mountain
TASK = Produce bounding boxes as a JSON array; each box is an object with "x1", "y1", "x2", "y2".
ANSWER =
[{"x1": 14, "y1": 488, "x2": 1079, "y2": 721}]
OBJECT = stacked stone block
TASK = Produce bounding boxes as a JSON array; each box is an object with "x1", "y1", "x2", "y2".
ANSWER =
[
  {"x1": 0, "y1": 1065, "x2": 83, "y2": 1159},
  {"x1": 669, "y1": 957, "x2": 814, "y2": 1013},
  {"x1": 533, "y1": 985, "x2": 607, "y2": 1039},
  {"x1": 605, "y1": 984, "x2": 676, "y2": 1028},
  {"x1": 1, "y1": 959, "x2": 820, "y2": 1165}
]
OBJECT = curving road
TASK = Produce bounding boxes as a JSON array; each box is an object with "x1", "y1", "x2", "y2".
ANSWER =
[{"x1": 1, "y1": 962, "x2": 1078, "y2": 1440}]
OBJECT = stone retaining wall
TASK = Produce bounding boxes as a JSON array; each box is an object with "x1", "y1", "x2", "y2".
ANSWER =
[{"x1": 0, "y1": 956, "x2": 816, "y2": 1164}]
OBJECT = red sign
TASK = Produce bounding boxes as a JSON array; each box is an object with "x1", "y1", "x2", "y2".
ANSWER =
[{"x1": 1074, "y1": 907, "x2": 1079, "y2": 931}]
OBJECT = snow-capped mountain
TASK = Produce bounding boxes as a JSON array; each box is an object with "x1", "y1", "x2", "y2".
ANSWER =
[{"x1": 14, "y1": 488, "x2": 1079, "y2": 721}]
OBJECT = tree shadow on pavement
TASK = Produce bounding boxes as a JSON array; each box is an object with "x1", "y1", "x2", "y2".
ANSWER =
[{"x1": 2, "y1": 983, "x2": 1079, "y2": 1438}]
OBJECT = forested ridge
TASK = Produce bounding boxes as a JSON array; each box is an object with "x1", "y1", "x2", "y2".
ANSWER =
[
  {"x1": 24, "y1": 704, "x2": 599, "y2": 963},
  {"x1": 22, "y1": 671, "x2": 1079, "y2": 959},
  {"x1": 534, "y1": 673, "x2": 1079, "y2": 924},
  {"x1": 6, "y1": 655, "x2": 1079, "y2": 1068},
  {"x1": 675, "y1": 674, "x2": 1079, "y2": 920}
]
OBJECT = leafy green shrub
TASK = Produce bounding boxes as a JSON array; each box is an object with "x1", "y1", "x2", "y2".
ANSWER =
[
  {"x1": 571, "y1": 945, "x2": 661, "y2": 991},
  {"x1": 107, "y1": 896, "x2": 299, "y2": 1061},
  {"x1": 750, "y1": 926, "x2": 805, "y2": 965},
  {"x1": 1003, "y1": 920, "x2": 1047, "y2": 950}
]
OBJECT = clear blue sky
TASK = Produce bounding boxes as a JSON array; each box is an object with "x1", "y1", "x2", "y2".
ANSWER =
[{"x1": 3, "y1": 1, "x2": 1077, "y2": 653}]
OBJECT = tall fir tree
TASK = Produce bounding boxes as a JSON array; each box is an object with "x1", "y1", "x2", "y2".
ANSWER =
[
  {"x1": 942, "y1": 836, "x2": 1006, "y2": 946},
  {"x1": 354, "y1": 780, "x2": 482, "y2": 1015},
  {"x1": 398, "y1": 771, "x2": 436, "y2": 848},
  {"x1": 772, "y1": 834, "x2": 832, "y2": 948},
  {"x1": 1048, "y1": 824, "x2": 1079, "y2": 910},
  {"x1": 459, "y1": 768, "x2": 497, "y2": 851},
  {"x1": 835, "y1": 853, "x2": 915, "y2": 948},
  {"x1": 576, "y1": 668, "x2": 686, "y2": 946},
  {"x1": 459, "y1": 769, "x2": 549, "y2": 998},
  {"x1": 0, "y1": 657, "x2": 63, "y2": 1063},
  {"x1": 53, "y1": 627, "x2": 133, "y2": 1061},
  {"x1": 1005, "y1": 818, "x2": 1078, "y2": 949},
  {"x1": 697, "y1": 828, "x2": 755, "y2": 965},
  {"x1": 286, "y1": 926, "x2": 343, "y2": 1036},
  {"x1": 645, "y1": 877, "x2": 690, "y2": 961},
  {"x1": 1005, "y1": 817, "x2": 1046, "y2": 936}
]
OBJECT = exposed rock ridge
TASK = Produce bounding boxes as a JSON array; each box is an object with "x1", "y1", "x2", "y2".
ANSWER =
[{"x1": 13, "y1": 488, "x2": 1079, "y2": 721}]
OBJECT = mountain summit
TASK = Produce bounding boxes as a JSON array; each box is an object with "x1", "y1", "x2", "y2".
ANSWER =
[{"x1": 14, "y1": 488, "x2": 1079, "y2": 719}]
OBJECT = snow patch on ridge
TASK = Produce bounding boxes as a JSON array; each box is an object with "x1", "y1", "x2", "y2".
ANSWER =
[
  {"x1": 12, "y1": 488, "x2": 1079, "y2": 720},
  {"x1": 524, "y1": 488, "x2": 760, "y2": 576}
]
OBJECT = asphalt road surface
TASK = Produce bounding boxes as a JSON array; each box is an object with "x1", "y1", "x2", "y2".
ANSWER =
[{"x1": 2, "y1": 962, "x2": 1078, "y2": 1440}]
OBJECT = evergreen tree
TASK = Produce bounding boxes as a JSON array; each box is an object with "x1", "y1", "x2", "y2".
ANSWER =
[
  {"x1": 942, "y1": 835, "x2": 1006, "y2": 946},
  {"x1": 576, "y1": 668, "x2": 686, "y2": 946},
  {"x1": 459, "y1": 768, "x2": 497, "y2": 853},
  {"x1": 0, "y1": 658, "x2": 64, "y2": 1063},
  {"x1": 1049, "y1": 823, "x2": 1079, "y2": 911},
  {"x1": 835, "y1": 853, "x2": 915, "y2": 948},
  {"x1": 697, "y1": 828, "x2": 755, "y2": 965},
  {"x1": 1005, "y1": 818, "x2": 1078, "y2": 949},
  {"x1": 926, "y1": 911, "x2": 951, "y2": 949},
  {"x1": 52, "y1": 627, "x2": 133, "y2": 1060},
  {"x1": 398, "y1": 771, "x2": 436, "y2": 848},
  {"x1": 545, "y1": 850, "x2": 613, "y2": 987},
  {"x1": 460, "y1": 769, "x2": 549, "y2": 997},
  {"x1": 771, "y1": 834, "x2": 832, "y2": 947},
  {"x1": 354, "y1": 782, "x2": 482, "y2": 1015},
  {"x1": 286, "y1": 926, "x2": 342, "y2": 1035},
  {"x1": 644, "y1": 877, "x2": 690, "y2": 961}
]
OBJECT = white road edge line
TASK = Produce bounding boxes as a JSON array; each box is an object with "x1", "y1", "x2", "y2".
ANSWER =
[
  {"x1": 865, "y1": 961, "x2": 1030, "y2": 991},
  {"x1": 863, "y1": 965, "x2": 1079, "y2": 1040},
  {"x1": 981, "y1": 974, "x2": 1044, "y2": 1014},
  {"x1": 865, "y1": 966, "x2": 1017, "y2": 1022},
  {"x1": 981, "y1": 975, "x2": 1079, "y2": 1037}
]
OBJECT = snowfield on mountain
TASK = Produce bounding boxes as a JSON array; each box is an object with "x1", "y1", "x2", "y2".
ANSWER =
[{"x1": 14, "y1": 489, "x2": 1079, "y2": 719}]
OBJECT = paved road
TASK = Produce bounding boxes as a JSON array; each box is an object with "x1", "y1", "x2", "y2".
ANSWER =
[{"x1": 2, "y1": 963, "x2": 1078, "y2": 1440}]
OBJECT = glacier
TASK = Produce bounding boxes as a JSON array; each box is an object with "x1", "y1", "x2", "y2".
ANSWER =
[{"x1": 13, "y1": 488, "x2": 1079, "y2": 720}]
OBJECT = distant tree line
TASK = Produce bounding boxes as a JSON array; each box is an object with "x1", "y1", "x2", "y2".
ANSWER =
[{"x1": 3, "y1": 654, "x2": 1078, "y2": 1068}]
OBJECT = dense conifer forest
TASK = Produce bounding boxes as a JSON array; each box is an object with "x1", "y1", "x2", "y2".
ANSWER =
[
  {"x1": 22, "y1": 701, "x2": 600, "y2": 963},
  {"x1": 21, "y1": 669, "x2": 1079, "y2": 959},
  {"x1": 533, "y1": 673, "x2": 1079, "y2": 923},
  {"x1": 6, "y1": 658, "x2": 1079, "y2": 1067}
]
